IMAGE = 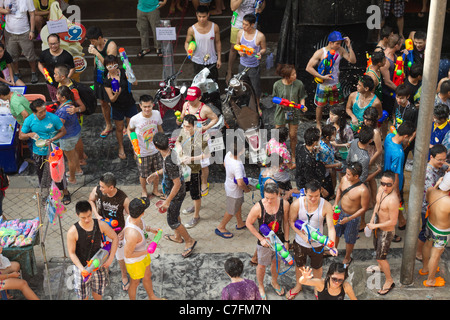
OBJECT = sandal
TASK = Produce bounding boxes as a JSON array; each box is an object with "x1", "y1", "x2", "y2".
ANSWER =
[
  {"x1": 271, "y1": 282, "x2": 285, "y2": 296},
  {"x1": 182, "y1": 240, "x2": 197, "y2": 258},
  {"x1": 164, "y1": 234, "x2": 184, "y2": 244},
  {"x1": 62, "y1": 193, "x2": 71, "y2": 205},
  {"x1": 100, "y1": 128, "x2": 113, "y2": 138},
  {"x1": 137, "y1": 49, "x2": 151, "y2": 58},
  {"x1": 156, "y1": 48, "x2": 163, "y2": 57},
  {"x1": 286, "y1": 289, "x2": 300, "y2": 300}
]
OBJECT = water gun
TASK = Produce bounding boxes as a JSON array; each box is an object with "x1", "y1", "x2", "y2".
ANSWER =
[
  {"x1": 390, "y1": 126, "x2": 397, "y2": 135},
  {"x1": 118, "y1": 47, "x2": 137, "y2": 83},
  {"x1": 314, "y1": 49, "x2": 338, "y2": 84},
  {"x1": 272, "y1": 97, "x2": 305, "y2": 110},
  {"x1": 174, "y1": 110, "x2": 182, "y2": 121},
  {"x1": 81, "y1": 242, "x2": 111, "y2": 282},
  {"x1": 292, "y1": 188, "x2": 306, "y2": 198},
  {"x1": 333, "y1": 205, "x2": 341, "y2": 225},
  {"x1": 396, "y1": 117, "x2": 403, "y2": 125},
  {"x1": 48, "y1": 144, "x2": 65, "y2": 182},
  {"x1": 111, "y1": 78, "x2": 120, "y2": 92},
  {"x1": 294, "y1": 219, "x2": 337, "y2": 255},
  {"x1": 102, "y1": 218, "x2": 121, "y2": 232},
  {"x1": 393, "y1": 56, "x2": 405, "y2": 86},
  {"x1": 43, "y1": 67, "x2": 53, "y2": 84},
  {"x1": 187, "y1": 41, "x2": 196, "y2": 59},
  {"x1": 234, "y1": 44, "x2": 260, "y2": 58},
  {"x1": 45, "y1": 102, "x2": 58, "y2": 113},
  {"x1": 366, "y1": 52, "x2": 372, "y2": 69},
  {"x1": 234, "y1": 177, "x2": 260, "y2": 190},
  {"x1": 259, "y1": 223, "x2": 294, "y2": 266},
  {"x1": 129, "y1": 131, "x2": 142, "y2": 163},
  {"x1": 147, "y1": 228, "x2": 163, "y2": 254},
  {"x1": 49, "y1": 185, "x2": 66, "y2": 221},
  {"x1": 404, "y1": 39, "x2": 414, "y2": 69},
  {"x1": 399, "y1": 201, "x2": 404, "y2": 211},
  {"x1": 378, "y1": 110, "x2": 389, "y2": 124}
]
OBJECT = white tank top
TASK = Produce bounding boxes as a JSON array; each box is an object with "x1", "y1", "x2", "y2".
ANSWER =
[
  {"x1": 295, "y1": 197, "x2": 325, "y2": 248},
  {"x1": 191, "y1": 23, "x2": 218, "y2": 65},
  {"x1": 321, "y1": 47, "x2": 341, "y2": 87},
  {"x1": 123, "y1": 216, "x2": 148, "y2": 264}
]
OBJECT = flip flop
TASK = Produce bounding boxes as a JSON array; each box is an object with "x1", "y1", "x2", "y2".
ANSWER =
[
  {"x1": 377, "y1": 282, "x2": 395, "y2": 295},
  {"x1": 122, "y1": 279, "x2": 130, "y2": 291},
  {"x1": 156, "y1": 48, "x2": 163, "y2": 57},
  {"x1": 201, "y1": 183, "x2": 210, "y2": 197},
  {"x1": 271, "y1": 282, "x2": 285, "y2": 296},
  {"x1": 236, "y1": 224, "x2": 247, "y2": 230},
  {"x1": 100, "y1": 128, "x2": 113, "y2": 138},
  {"x1": 418, "y1": 267, "x2": 440, "y2": 276},
  {"x1": 286, "y1": 289, "x2": 300, "y2": 300},
  {"x1": 151, "y1": 192, "x2": 167, "y2": 200},
  {"x1": 343, "y1": 257, "x2": 353, "y2": 268},
  {"x1": 137, "y1": 49, "x2": 151, "y2": 58},
  {"x1": 164, "y1": 234, "x2": 184, "y2": 244},
  {"x1": 423, "y1": 277, "x2": 445, "y2": 287},
  {"x1": 182, "y1": 240, "x2": 197, "y2": 258},
  {"x1": 215, "y1": 228, "x2": 233, "y2": 239},
  {"x1": 62, "y1": 193, "x2": 71, "y2": 205}
]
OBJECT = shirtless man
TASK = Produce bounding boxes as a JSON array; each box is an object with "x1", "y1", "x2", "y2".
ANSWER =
[
  {"x1": 421, "y1": 172, "x2": 450, "y2": 287},
  {"x1": 366, "y1": 170, "x2": 399, "y2": 295},
  {"x1": 285, "y1": 179, "x2": 337, "y2": 300},
  {"x1": 334, "y1": 162, "x2": 370, "y2": 266},
  {"x1": 176, "y1": 86, "x2": 218, "y2": 199}
]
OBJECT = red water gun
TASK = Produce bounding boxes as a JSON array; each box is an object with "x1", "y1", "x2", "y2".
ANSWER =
[
  {"x1": 272, "y1": 96, "x2": 305, "y2": 110},
  {"x1": 393, "y1": 56, "x2": 405, "y2": 86},
  {"x1": 43, "y1": 67, "x2": 53, "y2": 84}
]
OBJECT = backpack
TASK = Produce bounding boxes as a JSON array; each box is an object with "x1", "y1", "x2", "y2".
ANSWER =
[
  {"x1": 0, "y1": 167, "x2": 9, "y2": 196},
  {"x1": 69, "y1": 81, "x2": 97, "y2": 115}
]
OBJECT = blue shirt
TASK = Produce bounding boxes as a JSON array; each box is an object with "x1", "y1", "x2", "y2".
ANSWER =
[
  {"x1": 384, "y1": 133, "x2": 405, "y2": 190},
  {"x1": 137, "y1": 0, "x2": 159, "y2": 12},
  {"x1": 55, "y1": 103, "x2": 81, "y2": 139},
  {"x1": 21, "y1": 112, "x2": 63, "y2": 156}
]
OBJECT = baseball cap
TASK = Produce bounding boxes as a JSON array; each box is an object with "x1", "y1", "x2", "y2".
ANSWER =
[
  {"x1": 439, "y1": 172, "x2": 450, "y2": 191},
  {"x1": 129, "y1": 197, "x2": 150, "y2": 216},
  {"x1": 328, "y1": 31, "x2": 344, "y2": 42},
  {"x1": 186, "y1": 86, "x2": 202, "y2": 101}
]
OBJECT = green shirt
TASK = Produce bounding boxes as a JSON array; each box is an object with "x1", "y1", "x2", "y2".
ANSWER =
[
  {"x1": 9, "y1": 92, "x2": 32, "y2": 126},
  {"x1": 137, "y1": 0, "x2": 159, "y2": 12}
]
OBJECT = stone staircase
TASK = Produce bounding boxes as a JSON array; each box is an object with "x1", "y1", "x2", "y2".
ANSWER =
[{"x1": 21, "y1": 0, "x2": 281, "y2": 105}]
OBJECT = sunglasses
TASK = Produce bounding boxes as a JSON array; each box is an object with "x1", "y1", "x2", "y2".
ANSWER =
[
  {"x1": 380, "y1": 181, "x2": 393, "y2": 187},
  {"x1": 331, "y1": 277, "x2": 344, "y2": 284}
]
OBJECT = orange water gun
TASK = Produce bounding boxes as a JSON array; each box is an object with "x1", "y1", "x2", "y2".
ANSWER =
[
  {"x1": 43, "y1": 67, "x2": 53, "y2": 84},
  {"x1": 234, "y1": 44, "x2": 260, "y2": 58},
  {"x1": 129, "y1": 131, "x2": 141, "y2": 163}
]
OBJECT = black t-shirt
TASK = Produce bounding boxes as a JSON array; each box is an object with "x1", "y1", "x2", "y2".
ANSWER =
[
  {"x1": 295, "y1": 144, "x2": 326, "y2": 189},
  {"x1": 162, "y1": 151, "x2": 186, "y2": 202},
  {"x1": 394, "y1": 101, "x2": 419, "y2": 128},
  {"x1": 403, "y1": 77, "x2": 421, "y2": 105},
  {"x1": 39, "y1": 49, "x2": 75, "y2": 87},
  {"x1": 103, "y1": 68, "x2": 136, "y2": 109}
]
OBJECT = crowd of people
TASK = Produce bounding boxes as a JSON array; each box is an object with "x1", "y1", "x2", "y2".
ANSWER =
[{"x1": 0, "y1": 0, "x2": 449, "y2": 302}]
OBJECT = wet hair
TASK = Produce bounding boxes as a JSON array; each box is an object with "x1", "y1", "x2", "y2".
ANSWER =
[
  {"x1": 396, "y1": 120, "x2": 416, "y2": 137},
  {"x1": 276, "y1": 64, "x2": 296, "y2": 79},
  {"x1": 324, "y1": 262, "x2": 348, "y2": 288},
  {"x1": 57, "y1": 85, "x2": 74, "y2": 102},
  {"x1": 100, "y1": 172, "x2": 117, "y2": 187},
  {"x1": 305, "y1": 179, "x2": 321, "y2": 193},
  {"x1": 358, "y1": 124, "x2": 374, "y2": 144},
  {"x1": 371, "y1": 50, "x2": 385, "y2": 65},
  {"x1": 30, "y1": 99, "x2": 46, "y2": 112},
  {"x1": 381, "y1": 170, "x2": 395, "y2": 182},
  {"x1": 347, "y1": 161, "x2": 362, "y2": 177},
  {"x1": 47, "y1": 33, "x2": 60, "y2": 42},
  {"x1": 243, "y1": 14, "x2": 257, "y2": 25},
  {"x1": 139, "y1": 94, "x2": 154, "y2": 104},
  {"x1": 183, "y1": 114, "x2": 198, "y2": 127},
  {"x1": 414, "y1": 31, "x2": 427, "y2": 41},
  {"x1": 153, "y1": 132, "x2": 169, "y2": 151},
  {"x1": 75, "y1": 200, "x2": 92, "y2": 215},
  {"x1": 409, "y1": 63, "x2": 423, "y2": 78},
  {"x1": 196, "y1": 4, "x2": 209, "y2": 14},
  {"x1": 263, "y1": 182, "x2": 279, "y2": 195},
  {"x1": 395, "y1": 83, "x2": 411, "y2": 98},
  {"x1": 430, "y1": 144, "x2": 447, "y2": 158},
  {"x1": 359, "y1": 75, "x2": 375, "y2": 91},
  {"x1": 439, "y1": 80, "x2": 450, "y2": 94},
  {"x1": 433, "y1": 104, "x2": 450, "y2": 121},
  {"x1": 103, "y1": 54, "x2": 119, "y2": 67},
  {"x1": 329, "y1": 104, "x2": 348, "y2": 143},
  {"x1": 363, "y1": 107, "x2": 379, "y2": 128},
  {"x1": 380, "y1": 25, "x2": 393, "y2": 39},
  {"x1": 321, "y1": 124, "x2": 336, "y2": 140},
  {"x1": 304, "y1": 127, "x2": 321, "y2": 146},
  {"x1": 224, "y1": 257, "x2": 244, "y2": 278},
  {"x1": 0, "y1": 83, "x2": 10, "y2": 96},
  {"x1": 387, "y1": 33, "x2": 401, "y2": 49},
  {"x1": 277, "y1": 127, "x2": 289, "y2": 143},
  {"x1": 86, "y1": 26, "x2": 103, "y2": 40},
  {"x1": 55, "y1": 64, "x2": 70, "y2": 77}
]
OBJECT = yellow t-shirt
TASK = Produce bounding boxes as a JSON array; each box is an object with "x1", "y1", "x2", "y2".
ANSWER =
[{"x1": 33, "y1": 0, "x2": 55, "y2": 12}]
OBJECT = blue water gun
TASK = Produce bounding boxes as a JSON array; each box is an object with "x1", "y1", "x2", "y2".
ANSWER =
[{"x1": 314, "y1": 49, "x2": 338, "y2": 84}]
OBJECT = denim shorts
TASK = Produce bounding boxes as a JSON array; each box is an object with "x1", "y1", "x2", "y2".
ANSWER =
[
  {"x1": 59, "y1": 132, "x2": 80, "y2": 151},
  {"x1": 334, "y1": 208, "x2": 361, "y2": 245}
]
